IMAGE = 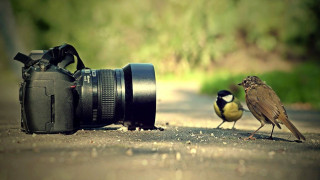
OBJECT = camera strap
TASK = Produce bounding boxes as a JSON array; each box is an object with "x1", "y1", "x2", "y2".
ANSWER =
[
  {"x1": 14, "y1": 53, "x2": 40, "y2": 68},
  {"x1": 49, "y1": 44, "x2": 86, "y2": 71},
  {"x1": 14, "y1": 44, "x2": 86, "y2": 71}
]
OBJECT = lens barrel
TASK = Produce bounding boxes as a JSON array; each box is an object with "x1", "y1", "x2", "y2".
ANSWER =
[{"x1": 76, "y1": 64, "x2": 156, "y2": 129}]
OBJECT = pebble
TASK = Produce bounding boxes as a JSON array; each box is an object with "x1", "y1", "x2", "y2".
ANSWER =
[
  {"x1": 190, "y1": 148, "x2": 197, "y2": 154},
  {"x1": 176, "y1": 152, "x2": 181, "y2": 161},
  {"x1": 161, "y1": 154, "x2": 168, "y2": 160},
  {"x1": 126, "y1": 149, "x2": 133, "y2": 156}
]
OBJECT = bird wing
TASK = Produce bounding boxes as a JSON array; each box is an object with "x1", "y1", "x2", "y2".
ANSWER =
[
  {"x1": 234, "y1": 98, "x2": 243, "y2": 110},
  {"x1": 246, "y1": 85, "x2": 281, "y2": 128},
  {"x1": 247, "y1": 85, "x2": 306, "y2": 140}
]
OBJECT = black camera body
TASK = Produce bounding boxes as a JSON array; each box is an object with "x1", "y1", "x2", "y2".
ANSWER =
[{"x1": 15, "y1": 44, "x2": 156, "y2": 134}]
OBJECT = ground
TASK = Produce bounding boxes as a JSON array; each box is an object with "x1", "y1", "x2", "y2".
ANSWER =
[{"x1": 0, "y1": 81, "x2": 320, "y2": 180}]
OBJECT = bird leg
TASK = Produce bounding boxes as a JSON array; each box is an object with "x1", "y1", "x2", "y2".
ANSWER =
[
  {"x1": 217, "y1": 121, "x2": 225, "y2": 129},
  {"x1": 267, "y1": 125, "x2": 275, "y2": 140},
  {"x1": 244, "y1": 124, "x2": 264, "y2": 140},
  {"x1": 232, "y1": 121, "x2": 237, "y2": 130}
]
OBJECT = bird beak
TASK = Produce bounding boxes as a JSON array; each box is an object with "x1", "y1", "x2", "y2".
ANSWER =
[{"x1": 237, "y1": 82, "x2": 242, "y2": 86}]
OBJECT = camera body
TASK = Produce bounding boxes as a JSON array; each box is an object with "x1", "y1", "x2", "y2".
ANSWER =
[
  {"x1": 19, "y1": 56, "x2": 76, "y2": 133},
  {"x1": 15, "y1": 44, "x2": 156, "y2": 134}
]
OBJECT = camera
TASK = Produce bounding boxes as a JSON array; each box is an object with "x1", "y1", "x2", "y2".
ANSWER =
[{"x1": 14, "y1": 44, "x2": 156, "y2": 134}]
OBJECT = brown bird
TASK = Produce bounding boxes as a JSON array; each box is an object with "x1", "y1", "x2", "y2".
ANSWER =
[{"x1": 238, "y1": 76, "x2": 306, "y2": 141}]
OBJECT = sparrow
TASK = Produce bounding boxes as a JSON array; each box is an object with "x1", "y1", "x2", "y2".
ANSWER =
[
  {"x1": 214, "y1": 90, "x2": 243, "y2": 129},
  {"x1": 238, "y1": 76, "x2": 306, "y2": 141}
]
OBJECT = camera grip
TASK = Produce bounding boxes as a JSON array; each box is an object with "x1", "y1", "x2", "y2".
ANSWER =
[{"x1": 22, "y1": 72, "x2": 76, "y2": 133}]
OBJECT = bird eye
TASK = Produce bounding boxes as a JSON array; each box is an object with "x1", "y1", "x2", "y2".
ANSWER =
[{"x1": 244, "y1": 80, "x2": 247, "y2": 83}]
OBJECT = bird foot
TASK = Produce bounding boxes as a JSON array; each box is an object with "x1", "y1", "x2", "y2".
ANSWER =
[
  {"x1": 266, "y1": 136, "x2": 273, "y2": 140},
  {"x1": 244, "y1": 136, "x2": 256, "y2": 140}
]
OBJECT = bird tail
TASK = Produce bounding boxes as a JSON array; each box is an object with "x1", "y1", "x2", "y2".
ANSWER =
[{"x1": 280, "y1": 114, "x2": 306, "y2": 141}]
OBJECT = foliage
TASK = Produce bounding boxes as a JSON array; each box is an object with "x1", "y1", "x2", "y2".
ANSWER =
[
  {"x1": 10, "y1": 0, "x2": 320, "y2": 73},
  {"x1": 200, "y1": 62, "x2": 320, "y2": 109}
]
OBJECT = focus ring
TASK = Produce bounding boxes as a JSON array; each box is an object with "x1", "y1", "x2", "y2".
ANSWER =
[{"x1": 98, "y1": 70, "x2": 115, "y2": 121}]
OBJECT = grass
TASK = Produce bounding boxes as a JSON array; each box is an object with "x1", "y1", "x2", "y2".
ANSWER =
[{"x1": 200, "y1": 62, "x2": 320, "y2": 109}]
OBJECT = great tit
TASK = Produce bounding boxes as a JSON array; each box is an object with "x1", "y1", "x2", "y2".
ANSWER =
[
  {"x1": 238, "y1": 76, "x2": 305, "y2": 140},
  {"x1": 214, "y1": 90, "x2": 243, "y2": 129}
]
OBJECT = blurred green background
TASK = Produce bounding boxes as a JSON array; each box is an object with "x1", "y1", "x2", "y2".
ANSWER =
[{"x1": 1, "y1": 0, "x2": 320, "y2": 109}]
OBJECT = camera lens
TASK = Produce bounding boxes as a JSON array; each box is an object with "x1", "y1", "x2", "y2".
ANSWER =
[{"x1": 75, "y1": 64, "x2": 156, "y2": 129}]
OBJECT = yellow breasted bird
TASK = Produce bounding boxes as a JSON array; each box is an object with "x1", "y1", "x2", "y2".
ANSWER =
[
  {"x1": 238, "y1": 76, "x2": 306, "y2": 141},
  {"x1": 214, "y1": 90, "x2": 243, "y2": 129}
]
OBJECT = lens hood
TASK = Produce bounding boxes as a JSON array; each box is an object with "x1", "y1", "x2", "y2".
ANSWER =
[{"x1": 122, "y1": 64, "x2": 156, "y2": 129}]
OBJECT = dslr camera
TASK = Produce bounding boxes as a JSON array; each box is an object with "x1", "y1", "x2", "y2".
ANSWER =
[{"x1": 14, "y1": 44, "x2": 156, "y2": 134}]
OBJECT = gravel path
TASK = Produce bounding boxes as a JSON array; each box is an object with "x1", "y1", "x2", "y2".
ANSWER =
[{"x1": 0, "y1": 81, "x2": 319, "y2": 180}]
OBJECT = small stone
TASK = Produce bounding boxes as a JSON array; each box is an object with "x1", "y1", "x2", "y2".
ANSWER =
[
  {"x1": 118, "y1": 127, "x2": 128, "y2": 132},
  {"x1": 126, "y1": 149, "x2": 133, "y2": 156},
  {"x1": 186, "y1": 140, "x2": 191, "y2": 144},
  {"x1": 211, "y1": 133, "x2": 214, "y2": 136},
  {"x1": 176, "y1": 152, "x2": 181, "y2": 161},
  {"x1": 190, "y1": 148, "x2": 197, "y2": 154},
  {"x1": 223, "y1": 142, "x2": 227, "y2": 145},
  {"x1": 200, "y1": 131, "x2": 203, "y2": 135},
  {"x1": 32, "y1": 133, "x2": 37, "y2": 137},
  {"x1": 161, "y1": 154, "x2": 168, "y2": 160}
]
